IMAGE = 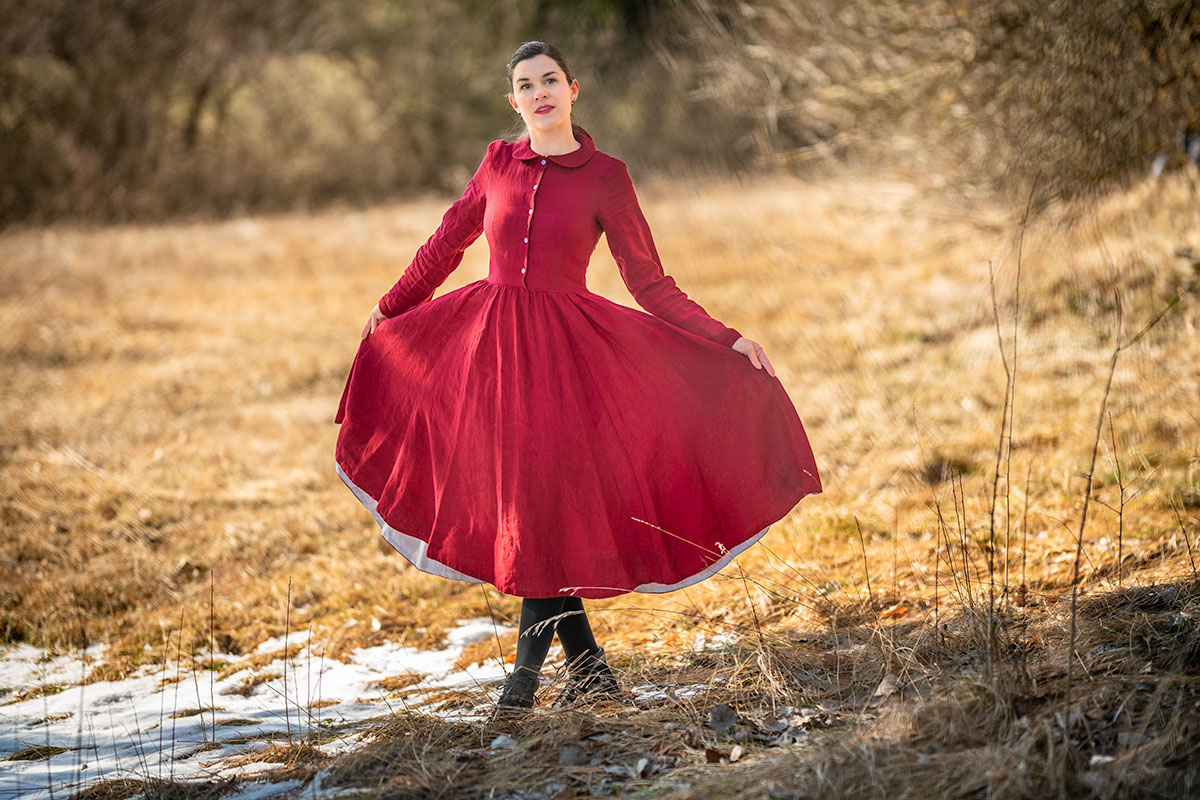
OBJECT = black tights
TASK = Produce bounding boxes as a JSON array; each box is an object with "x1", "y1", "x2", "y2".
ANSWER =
[{"x1": 512, "y1": 596, "x2": 599, "y2": 676}]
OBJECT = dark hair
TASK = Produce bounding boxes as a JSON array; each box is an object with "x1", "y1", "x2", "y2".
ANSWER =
[{"x1": 506, "y1": 41, "x2": 574, "y2": 91}]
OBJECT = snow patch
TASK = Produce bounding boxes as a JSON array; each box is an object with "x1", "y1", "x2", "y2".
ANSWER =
[
  {"x1": 691, "y1": 631, "x2": 740, "y2": 651},
  {"x1": 630, "y1": 682, "x2": 711, "y2": 702},
  {"x1": 223, "y1": 778, "x2": 304, "y2": 800},
  {"x1": 0, "y1": 617, "x2": 515, "y2": 800},
  {"x1": 0, "y1": 643, "x2": 107, "y2": 698},
  {"x1": 255, "y1": 630, "x2": 311, "y2": 654}
]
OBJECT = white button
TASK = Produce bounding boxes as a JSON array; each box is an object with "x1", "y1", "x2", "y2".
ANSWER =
[
  {"x1": 521, "y1": 268, "x2": 526, "y2": 274},
  {"x1": 540, "y1": 159, "x2": 546, "y2": 165},
  {"x1": 528, "y1": 209, "x2": 533, "y2": 215},
  {"x1": 523, "y1": 237, "x2": 528, "y2": 243},
  {"x1": 533, "y1": 184, "x2": 538, "y2": 189}
]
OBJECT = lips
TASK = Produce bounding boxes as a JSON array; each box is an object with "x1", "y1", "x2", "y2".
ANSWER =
[{"x1": 535, "y1": 104, "x2": 554, "y2": 114}]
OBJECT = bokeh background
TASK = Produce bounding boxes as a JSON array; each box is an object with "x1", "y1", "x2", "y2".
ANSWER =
[{"x1": 3, "y1": 0, "x2": 1198, "y2": 226}]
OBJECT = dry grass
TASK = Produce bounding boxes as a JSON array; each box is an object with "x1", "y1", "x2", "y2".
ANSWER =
[{"x1": 2, "y1": 162, "x2": 1199, "y2": 797}]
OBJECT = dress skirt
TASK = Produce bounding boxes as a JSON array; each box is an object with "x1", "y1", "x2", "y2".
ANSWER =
[{"x1": 334, "y1": 278, "x2": 822, "y2": 599}]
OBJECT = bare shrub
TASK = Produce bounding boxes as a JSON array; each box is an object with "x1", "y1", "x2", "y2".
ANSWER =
[{"x1": 673, "y1": 0, "x2": 1200, "y2": 201}]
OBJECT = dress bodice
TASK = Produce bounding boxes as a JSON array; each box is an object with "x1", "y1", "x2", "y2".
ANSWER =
[{"x1": 376, "y1": 125, "x2": 742, "y2": 347}]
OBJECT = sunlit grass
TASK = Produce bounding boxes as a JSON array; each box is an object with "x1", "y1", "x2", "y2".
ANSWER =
[{"x1": 1, "y1": 165, "x2": 1197, "y2": 796}]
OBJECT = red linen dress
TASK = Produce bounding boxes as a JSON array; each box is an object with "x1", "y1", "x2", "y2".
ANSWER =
[{"x1": 334, "y1": 124, "x2": 821, "y2": 599}]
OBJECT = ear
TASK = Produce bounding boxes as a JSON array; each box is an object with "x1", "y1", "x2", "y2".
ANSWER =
[
  {"x1": 507, "y1": 92, "x2": 519, "y2": 113},
  {"x1": 570, "y1": 79, "x2": 579, "y2": 103}
]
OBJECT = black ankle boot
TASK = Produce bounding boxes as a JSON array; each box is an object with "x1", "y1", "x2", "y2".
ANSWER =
[
  {"x1": 552, "y1": 646, "x2": 623, "y2": 708},
  {"x1": 492, "y1": 665, "x2": 540, "y2": 719}
]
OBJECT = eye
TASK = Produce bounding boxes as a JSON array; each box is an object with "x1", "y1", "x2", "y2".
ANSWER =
[{"x1": 546, "y1": 77, "x2": 556, "y2": 83}]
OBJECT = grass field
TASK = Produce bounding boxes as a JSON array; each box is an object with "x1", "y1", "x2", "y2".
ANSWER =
[{"x1": 1, "y1": 166, "x2": 1197, "y2": 798}]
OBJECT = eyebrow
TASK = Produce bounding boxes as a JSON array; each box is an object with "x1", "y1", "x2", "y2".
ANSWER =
[{"x1": 516, "y1": 71, "x2": 561, "y2": 83}]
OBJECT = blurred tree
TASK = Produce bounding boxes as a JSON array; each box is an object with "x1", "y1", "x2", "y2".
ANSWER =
[
  {"x1": 0, "y1": 0, "x2": 689, "y2": 224},
  {"x1": 5, "y1": 0, "x2": 1190, "y2": 225},
  {"x1": 674, "y1": 0, "x2": 1200, "y2": 201},
  {"x1": 326, "y1": 0, "x2": 522, "y2": 191},
  {"x1": 0, "y1": 0, "x2": 333, "y2": 222}
]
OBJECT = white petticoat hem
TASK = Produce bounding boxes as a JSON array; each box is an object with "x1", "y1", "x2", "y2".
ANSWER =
[{"x1": 335, "y1": 461, "x2": 769, "y2": 596}]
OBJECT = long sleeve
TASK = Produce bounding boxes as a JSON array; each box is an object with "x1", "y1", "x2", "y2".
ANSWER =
[
  {"x1": 596, "y1": 160, "x2": 743, "y2": 348},
  {"x1": 378, "y1": 142, "x2": 493, "y2": 317}
]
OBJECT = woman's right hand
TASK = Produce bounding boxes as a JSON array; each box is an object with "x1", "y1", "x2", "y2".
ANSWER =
[
  {"x1": 361, "y1": 303, "x2": 387, "y2": 339},
  {"x1": 731, "y1": 336, "x2": 776, "y2": 377}
]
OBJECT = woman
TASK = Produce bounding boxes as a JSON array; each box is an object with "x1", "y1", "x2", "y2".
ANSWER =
[{"x1": 334, "y1": 41, "x2": 822, "y2": 718}]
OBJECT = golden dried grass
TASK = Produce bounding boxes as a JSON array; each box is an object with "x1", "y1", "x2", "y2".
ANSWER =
[
  {"x1": 2, "y1": 164, "x2": 1198, "y2": 796},
  {"x1": 1, "y1": 165, "x2": 1195, "y2": 658}
]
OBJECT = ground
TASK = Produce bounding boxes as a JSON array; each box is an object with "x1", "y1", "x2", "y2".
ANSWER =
[{"x1": 1, "y1": 166, "x2": 1198, "y2": 798}]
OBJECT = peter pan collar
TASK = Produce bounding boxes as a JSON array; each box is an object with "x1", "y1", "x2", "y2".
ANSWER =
[{"x1": 510, "y1": 124, "x2": 596, "y2": 168}]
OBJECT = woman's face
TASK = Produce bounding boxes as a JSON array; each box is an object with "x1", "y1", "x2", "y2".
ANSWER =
[{"x1": 508, "y1": 54, "x2": 578, "y2": 133}]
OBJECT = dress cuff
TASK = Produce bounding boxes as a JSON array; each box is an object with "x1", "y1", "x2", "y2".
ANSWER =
[
  {"x1": 377, "y1": 293, "x2": 396, "y2": 319},
  {"x1": 716, "y1": 328, "x2": 743, "y2": 348}
]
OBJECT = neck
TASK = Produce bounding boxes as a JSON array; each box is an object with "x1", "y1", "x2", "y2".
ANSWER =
[{"x1": 527, "y1": 122, "x2": 581, "y2": 156}]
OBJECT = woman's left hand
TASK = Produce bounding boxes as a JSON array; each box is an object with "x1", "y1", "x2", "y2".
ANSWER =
[
  {"x1": 732, "y1": 337, "x2": 775, "y2": 377},
  {"x1": 361, "y1": 303, "x2": 387, "y2": 339}
]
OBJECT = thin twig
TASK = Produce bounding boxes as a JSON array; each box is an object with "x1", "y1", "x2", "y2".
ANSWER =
[
  {"x1": 190, "y1": 641, "x2": 206, "y2": 746},
  {"x1": 986, "y1": 257, "x2": 1012, "y2": 683},
  {"x1": 855, "y1": 517, "x2": 876, "y2": 616},
  {"x1": 953, "y1": 473, "x2": 976, "y2": 608},
  {"x1": 1065, "y1": 289, "x2": 1123, "y2": 731},
  {"x1": 908, "y1": 400, "x2": 949, "y2": 659},
  {"x1": 1020, "y1": 458, "x2": 1032, "y2": 605},
  {"x1": 284, "y1": 578, "x2": 293, "y2": 743},
  {"x1": 209, "y1": 571, "x2": 216, "y2": 745},
  {"x1": 737, "y1": 564, "x2": 769, "y2": 653},
  {"x1": 1006, "y1": 176, "x2": 1036, "y2": 607},
  {"x1": 1168, "y1": 497, "x2": 1199, "y2": 582},
  {"x1": 1063, "y1": 274, "x2": 1181, "y2": 728},
  {"x1": 170, "y1": 606, "x2": 184, "y2": 772},
  {"x1": 1105, "y1": 413, "x2": 1127, "y2": 588}
]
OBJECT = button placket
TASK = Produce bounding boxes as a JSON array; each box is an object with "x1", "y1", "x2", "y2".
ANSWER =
[{"x1": 523, "y1": 163, "x2": 547, "y2": 285}]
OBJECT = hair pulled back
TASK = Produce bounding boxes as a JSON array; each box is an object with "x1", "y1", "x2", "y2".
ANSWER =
[{"x1": 506, "y1": 41, "x2": 574, "y2": 89}]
